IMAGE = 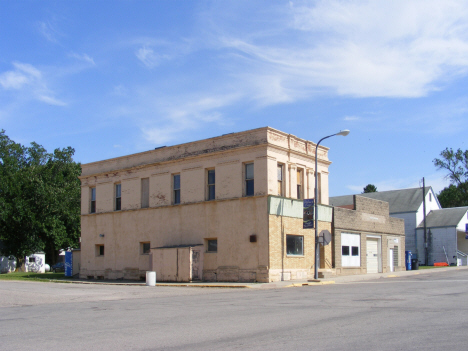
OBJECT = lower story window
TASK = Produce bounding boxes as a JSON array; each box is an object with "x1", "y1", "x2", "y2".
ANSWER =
[
  {"x1": 286, "y1": 235, "x2": 304, "y2": 256},
  {"x1": 207, "y1": 239, "x2": 217, "y2": 252},
  {"x1": 96, "y1": 245, "x2": 104, "y2": 257},
  {"x1": 141, "y1": 242, "x2": 150, "y2": 255}
]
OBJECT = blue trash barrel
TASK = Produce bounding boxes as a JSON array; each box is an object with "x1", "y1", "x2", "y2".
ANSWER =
[
  {"x1": 405, "y1": 251, "x2": 412, "y2": 271},
  {"x1": 65, "y1": 251, "x2": 73, "y2": 277}
]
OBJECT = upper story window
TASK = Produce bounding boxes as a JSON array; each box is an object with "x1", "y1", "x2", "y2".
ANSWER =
[
  {"x1": 245, "y1": 163, "x2": 254, "y2": 196},
  {"x1": 277, "y1": 164, "x2": 283, "y2": 197},
  {"x1": 115, "y1": 184, "x2": 121, "y2": 211},
  {"x1": 173, "y1": 174, "x2": 181, "y2": 204},
  {"x1": 207, "y1": 169, "x2": 215, "y2": 200},
  {"x1": 429, "y1": 193, "x2": 432, "y2": 202},
  {"x1": 141, "y1": 178, "x2": 149, "y2": 208},
  {"x1": 297, "y1": 169, "x2": 303, "y2": 200},
  {"x1": 90, "y1": 187, "x2": 96, "y2": 213}
]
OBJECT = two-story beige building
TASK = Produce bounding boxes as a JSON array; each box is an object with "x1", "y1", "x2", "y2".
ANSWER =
[{"x1": 79, "y1": 127, "x2": 334, "y2": 282}]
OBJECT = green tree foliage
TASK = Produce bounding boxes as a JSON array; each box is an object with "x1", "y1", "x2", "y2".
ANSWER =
[
  {"x1": 434, "y1": 148, "x2": 468, "y2": 208},
  {"x1": 0, "y1": 130, "x2": 81, "y2": 265},
  {"x1": 362, "y1": 184, "x2": 378, "y2": 193}
]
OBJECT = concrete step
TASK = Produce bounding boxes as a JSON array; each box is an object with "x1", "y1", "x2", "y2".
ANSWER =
[{"x1": 318, "y1": 269, "x2": 336, "y2": 279}]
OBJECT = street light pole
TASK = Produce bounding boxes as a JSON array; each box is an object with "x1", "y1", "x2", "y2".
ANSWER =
[{"x1": 314, "y1": 130, "x2": 350, "y2": 280}]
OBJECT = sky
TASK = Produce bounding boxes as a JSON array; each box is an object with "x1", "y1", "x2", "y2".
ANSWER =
[{"x1": 1, "y1": 0, "x2": 468, "y2": 196}]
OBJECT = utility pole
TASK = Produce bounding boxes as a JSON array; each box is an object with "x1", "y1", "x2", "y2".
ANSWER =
[{"x1": 422, "y1": 177, "x2": 428, "y2": 266}]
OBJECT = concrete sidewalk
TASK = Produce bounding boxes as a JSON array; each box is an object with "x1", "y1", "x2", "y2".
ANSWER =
[{"x1": 48, "y1": 266, "x2": 468, "y2": 289}]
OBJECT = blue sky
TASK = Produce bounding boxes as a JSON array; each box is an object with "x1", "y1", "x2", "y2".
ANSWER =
[{"x1": 2, "y1": 0, "x2": 468, "y2": 196}]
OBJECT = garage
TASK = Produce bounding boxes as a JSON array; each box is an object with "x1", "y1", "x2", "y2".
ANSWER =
[{"x1": 366, "y1": 238, "x2": 379, "y2": 273}]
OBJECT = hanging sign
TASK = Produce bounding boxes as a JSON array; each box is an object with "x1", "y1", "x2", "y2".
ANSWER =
[{"x1": 303, "y1": 199, "x2": 314, "y2": 229}]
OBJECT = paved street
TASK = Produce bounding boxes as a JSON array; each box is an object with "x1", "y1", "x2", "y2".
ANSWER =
[{"x1": 1, "y1": 269, "x2": 468, "y2": 350}]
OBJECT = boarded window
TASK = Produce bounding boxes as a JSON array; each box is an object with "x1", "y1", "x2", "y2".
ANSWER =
[
  {"x1": 277, "y1": 164, "x2": 283, "y2": 196},
  {"x1": 297, "y1": 169, "x2": 303, "y2": 199},
  {"x1": 141, "y1": 178, "x2": 149, "y2": 208}
]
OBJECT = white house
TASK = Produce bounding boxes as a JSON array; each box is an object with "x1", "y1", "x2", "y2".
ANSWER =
[
  {"x1": 415, "y1": 207, "x2": 468, "y2": 266},
  {"x1": 330, "y1": 187, "x2": 441, "y2": 265}
]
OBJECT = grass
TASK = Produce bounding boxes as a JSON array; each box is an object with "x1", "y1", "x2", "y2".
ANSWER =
[
  {"x1": 0, "y1": 272, "x2": 66, "y2": 281},
  {"x1": 418, "y1": 265, "x2": 456, "y2": 269}
]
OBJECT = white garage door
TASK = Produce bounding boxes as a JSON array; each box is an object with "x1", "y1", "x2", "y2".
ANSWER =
[{"x1": 366, "y1": 239, "x2": 379, "y2": 274}]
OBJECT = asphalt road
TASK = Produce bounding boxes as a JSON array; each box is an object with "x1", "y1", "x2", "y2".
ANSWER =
[{"x1": 1, "y1": 270, "x2": 468, "y2": 350}]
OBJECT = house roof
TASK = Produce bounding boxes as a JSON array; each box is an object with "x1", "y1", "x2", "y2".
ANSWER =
[
  {"x1": 417, "y1": 207, "x2": 468, "y2": 228},
  {"x1": 330, "y1": 187, "x2": 432, "y2": 213}
]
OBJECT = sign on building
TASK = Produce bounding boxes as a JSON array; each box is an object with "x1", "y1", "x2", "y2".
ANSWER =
[{"x1": 303, "y1": 199, "x2": 314, "y2": 229}]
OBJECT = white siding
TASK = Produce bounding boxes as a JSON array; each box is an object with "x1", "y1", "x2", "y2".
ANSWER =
[
  {"x1": 416, "y1": 227, "x2": 457, "y2": 265},
  {"x1": 391, "y1": 212, "x2": 418, "y2": 257},
  {"x1": 415, "y1": 189, "x2": 442, "y2": 230}
]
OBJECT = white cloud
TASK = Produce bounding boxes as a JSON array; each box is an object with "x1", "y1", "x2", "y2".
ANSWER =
[
  {"x1": 343, "y1": 116, "x2": 360, "y2": 121},
  {"x1": 0, "y1": 71, "x2": 30, "y2": 89},
  {"x1": 0, "y1": 62, "x2": 41, "y2": 90},
  {"x1": 37, "y1": 21, "x2": 59, "y2": 43},
  {"x1": 0, "y1": 62, "x2": 65, "y2": 106},
  {"x1": 136, "y1": 92, "x2": 240, "y2": 145},
  {"x1": 136, "y1": 46, "x2": 167, "y2": 68},
  {"x1": 69, "y1": 53, "x2": 95, "y2": 65},
  {"x1": 36, "y1": 94, "x2": 67, "y2": 106},
  {"x1": 346, "y1": 173, "x2": 450, "y2": 194},
  {"x1": 210, "y1": 0, "x2": 468, "y2": 103}
]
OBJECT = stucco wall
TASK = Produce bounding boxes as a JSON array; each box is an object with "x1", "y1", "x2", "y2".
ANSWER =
[
  {"x1": 79, "y1": 127, "x2": 334, "y2": 282},
  {"x1": 80, "y1": 196, "x2": 269, "y2": 282}
]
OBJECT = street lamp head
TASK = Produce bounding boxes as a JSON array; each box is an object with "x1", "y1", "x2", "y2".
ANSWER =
[{"x1": 336, "y1": 129, "x2": 350, "y2": 137}]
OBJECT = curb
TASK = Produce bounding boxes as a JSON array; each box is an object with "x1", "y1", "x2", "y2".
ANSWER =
[{"x1": 285, "y1": 281, "x2": 336, "y2": 288}]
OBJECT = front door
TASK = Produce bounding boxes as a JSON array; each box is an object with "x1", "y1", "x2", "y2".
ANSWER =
[
  {"x1": 366, "y1": 239, "x2": 379, "y2": 274},
  {"x1": 389, "y1": 248, "x2": 394, "y2": 272},
  {"x1": 191, "y1": 249, "x2": 200, "y2": 281}
]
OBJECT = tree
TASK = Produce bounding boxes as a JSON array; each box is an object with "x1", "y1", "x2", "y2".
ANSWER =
[
  {"x1": 0, "y1": 130, "x2": 81, "y2": 266},
  {"x1": 434, "y1": 148, "x2": 468, "y2": 208},
  {"x1": 437, "y1": 184, "x2": 468, "y2": 208},
  {"x1": 363, "y1": 184, "x2": 378, "y2": 193}
]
